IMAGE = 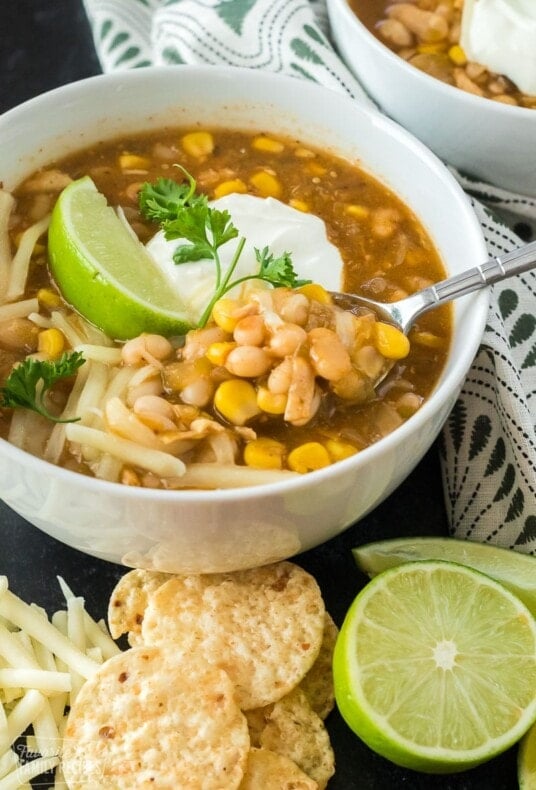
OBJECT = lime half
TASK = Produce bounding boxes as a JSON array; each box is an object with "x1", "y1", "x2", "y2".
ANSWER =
[
  {"x1": 48, "y1": 176, "x2": 191, "y2": 340},
  {"x1": 333, "y1": 560, "x2": 536, "y2": 773},
  {"x1": 519, "y1": 721, "x2": 536, "y2": 789},
  {"x1": 352, "y1": 537, "x2": 536, "y2": 617}
]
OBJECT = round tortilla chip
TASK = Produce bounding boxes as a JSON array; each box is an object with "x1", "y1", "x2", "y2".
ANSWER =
[
  {"x1": 141, "y1": 561, "x2": 325, "y2": 709},
  {"x1": 62, "y1": 645, "x2": 249, "y2": 789},
  {"x1": 258, "y1": 688, "x2": 335, "y2": 790},
  {"x1": 240, "y1": 748, "x2": 318, "y2": 789},
  {"x1": 299, "y1": 612, "x2": 338, "y2": 720},
  {"x1": 107, "y1": 569, "x2": 169, "y2": 643}
]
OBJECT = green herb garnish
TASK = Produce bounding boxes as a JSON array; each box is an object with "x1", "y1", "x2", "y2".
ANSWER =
[
  {"x1": 139, "y1": 169, "x2": 310, "y2": 327},
  {"x1": 0, "y1": 351, "x2": 85, "y2": 423}
]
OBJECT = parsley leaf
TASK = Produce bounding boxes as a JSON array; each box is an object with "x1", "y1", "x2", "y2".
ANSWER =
[
  {"x1": 255, "y1": 247, "x2": 311, "y2": 288},
  {"x1": 138, "y1": 167, "x2": 205, "y2": 223},
  {"x1": 168, "y1": 206, "x2": 240, "y2": 274},
  {"x1": 138, "y1": 179, "x2": 193, "y2": 223},
  {"x1": 0, "y1": 351, "x2": 85, "y2": 423},
  {"x1": 139, "y1": 170, "x2": 310, "y2": 328}
]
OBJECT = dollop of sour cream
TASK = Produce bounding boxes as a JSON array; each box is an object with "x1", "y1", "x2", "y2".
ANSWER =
[
  {"x1": 145, "y1": 193, "x2": 344, "y2": 325},
  {"x1": 460, "y1": 0, "x2": 536, "y2": 96}
]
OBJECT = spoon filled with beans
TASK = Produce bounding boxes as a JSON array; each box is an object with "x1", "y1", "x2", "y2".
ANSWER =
[{"x1": 332, "y1": 238, "x2": 536, "y2": 338}]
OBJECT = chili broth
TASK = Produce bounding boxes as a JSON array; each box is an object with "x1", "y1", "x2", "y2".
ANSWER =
[{"x1": 1, "y1": 126, "x2": 452, "y2": 484}]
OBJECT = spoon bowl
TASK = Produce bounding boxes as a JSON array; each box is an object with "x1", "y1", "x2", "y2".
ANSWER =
[{"x1": 332, "y1": 239, "x2": 536, "y2": 335}]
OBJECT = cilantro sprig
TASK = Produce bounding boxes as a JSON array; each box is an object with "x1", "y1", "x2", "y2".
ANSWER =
[
  {"x1": 139, "y1": 169, "x2": 310, "y2": 327},
  {"x1": 0, "y1": 351, "x2": 85, "y2": 423}
]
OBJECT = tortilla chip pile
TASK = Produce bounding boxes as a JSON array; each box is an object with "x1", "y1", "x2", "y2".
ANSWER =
[{"x1": 62, "y1": 562, "x2": 337, "y2": 789}]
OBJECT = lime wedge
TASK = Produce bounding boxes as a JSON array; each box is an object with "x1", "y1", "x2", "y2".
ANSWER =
[
  {"x1": 352, "y1": 537, "x2": 536, "y2": 617},
  {"x1": 519, "y1": 721, "x2": 536, "y2": 789},
  {"x1": 333, "y1": 560, "x2": 536, "y2": 773},
  {"x1": 48, "y1": 176, "x2": 191, "y2": 340}
]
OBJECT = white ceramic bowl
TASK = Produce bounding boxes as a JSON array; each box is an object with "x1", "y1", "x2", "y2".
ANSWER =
[
  {"x1": 0, "y1": 66, "x2": 488, "y2": 573},
  {"x1": 327, "y1": 0, "x2": 536, "y2": 197}
]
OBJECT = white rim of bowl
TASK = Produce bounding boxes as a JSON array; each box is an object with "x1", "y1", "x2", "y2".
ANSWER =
[{"x1": 0, "y1": 65, "x2": 489, "y2": 504}]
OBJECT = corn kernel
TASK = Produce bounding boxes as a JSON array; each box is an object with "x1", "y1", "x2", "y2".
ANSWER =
[
  {"x1": 257, "y1": 386, "x2": 287, "y2": 415},
  {"x1": 181, "y1": 131, "x2": 214, "y2": 158},
  {"x1": 287, "y1": 442, "x2": 331, "y2": 474},
  {"x1": 448, "y1": 45, "x2": 467, "y2": 66},
  {"x1": 345, "y1": 204, "x2": 370, "y2": 220},
  {"x1": 252, "y1": 136, "x2": 285, "y2": 154},
  {"x1": 37, "y1": 288, "x2": 62, "y2": 309},
  {"x1": 214, "y1": 379, "x2": 261, "y2": 426},
  {"x1": 325, "y1": 439, "x2": 358, "y2": 462},
  {"x1": 289, "y1": 199, "x2": 309, "y2": 213},
  {"x1": 411, "y1": 330, "x2": 445, "y2": 349},
  {"x1": 205, "y1": 341, "x2": 237, "y2": 366},
  {"x1": 249, "y1": 170, "x2": 282, "y2": 198},
  {"x1": 417, "y1": 43, "x2": 447, "y2": 55},
  {"x1": 244, "y1": 437, "x2": 285, "y2": 470},
  {"x1": 213, "y1": 178, "x2": 248, "y2": 199},
  {"x1": 118, "y1": 153, "x2": 151, "y2": 170},
  {"x1": 37, "y1": 328, "x2": 65, "y2": 359},
  {"x1": 297, "y1": 283, "x2": 332, "y2": 305},
  {"x1": 211, "y1": 298, "x2": 241, "y2": 333},
  {"x1": 306, "y1": 162, "x2": 327, "y2": 177},
  {"x1": 374, "y1": 322, "x2": 410, "y2": 360}
]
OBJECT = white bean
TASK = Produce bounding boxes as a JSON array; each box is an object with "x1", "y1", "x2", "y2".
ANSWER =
[
  {"x1": 308, "y1": 327, "x2": 352, "y2": 381},
  {"x1": 133, "y1": 395, "x2": 177, "y2": 431},
  {"x1": 121, "y1": 334, "x2": 173, "y2": 366},
  {"x1": 267, "y1": 357, "x2": 293, "y2": 394},
  {"x1": 181, "y1": 327, "x2": 228, "y2": 360},
  {"x1": 225, "y1": 346, "x2": 272, "y2": 377},
  {"x1": 377, "y1": 18, "x2": 414, "y2": 47},
  {"x1": 233, "y1": 314, "x2": 265, "y2": 347},
  {"x1": 180, "y1": 378, "x2": 214, "y2": 407},
  {"x1": 273, "y1": 291, "x2": 309, "y2": 325},
  {"x1": 388, "y1": 4, "x2": 448, "y2": 42},
  {"x1": 267, "y1": 324, "x2": 307, "y2": 357},
  {"x1": 331, "y1": 370, "x2": 370, "y2": 402},
  {"x1": 396, "y1": 391, "x2": 424, "y2": 417},
  {"x1": 371, "y1": 207, "x2": 401, "y2": 239}
]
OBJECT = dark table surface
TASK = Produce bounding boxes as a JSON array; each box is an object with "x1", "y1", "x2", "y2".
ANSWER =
[{"x1": 0, "y1": 2, "x2": 519, "y2": 788}]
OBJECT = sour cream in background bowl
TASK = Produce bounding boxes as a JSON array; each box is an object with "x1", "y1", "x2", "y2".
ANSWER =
[
  {"x1": 0, "y1": 66, "x2": 488, "y2": 573},
  {"x1": 327, "y1": 0, "x2": 536, "y2": 196}
]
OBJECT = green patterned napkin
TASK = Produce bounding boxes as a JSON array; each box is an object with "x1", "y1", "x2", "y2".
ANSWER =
[{"x1": 82, "y1": 0, "x2": 536, "y2": 552}]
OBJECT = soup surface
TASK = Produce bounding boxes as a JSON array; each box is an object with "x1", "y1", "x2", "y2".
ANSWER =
[
  {"x1": 351, "y1": 0, "x2": 536, "y2": 108},
  {"x1": 0, "y1": 127, "x2": 451, "y2": 488}
]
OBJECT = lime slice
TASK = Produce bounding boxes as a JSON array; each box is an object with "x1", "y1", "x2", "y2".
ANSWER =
[
  {"x1": 48, "y1": 176, "x2": 191, "y2": 340},
  {"x1": 333, "y1": 560, "x2": 536, "y2": 773},
  {"x1": 519, "y1": 721, "x2": 536, "y2": 789},
  {"x1": 352, "y1": 537, "x2": 536, "y2": 617}
]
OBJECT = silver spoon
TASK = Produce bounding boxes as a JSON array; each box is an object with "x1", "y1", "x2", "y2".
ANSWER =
[{"x1": 331, "y1": 238, "x2": 536, "y2": 335}]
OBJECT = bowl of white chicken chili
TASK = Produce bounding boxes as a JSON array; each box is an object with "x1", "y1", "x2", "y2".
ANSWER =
[
  {"x1": 0, "y1": 65, "x2": 487, "y2": 572},
  {"x1": 327, "y1": 0, "x2": 536, "y2": 195}
]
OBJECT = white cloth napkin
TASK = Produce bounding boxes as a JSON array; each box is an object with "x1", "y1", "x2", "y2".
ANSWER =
[{"x1": 82, "y1": 0, "x2": 536, "y2": 552}]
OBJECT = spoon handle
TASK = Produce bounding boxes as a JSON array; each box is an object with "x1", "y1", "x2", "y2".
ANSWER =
[
  {"x1": 432, "y1": 238, "x2": 536, "y2": 304},
  {"x1": 390, "y1": 238, "x2": 536, "y2": 333}
]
